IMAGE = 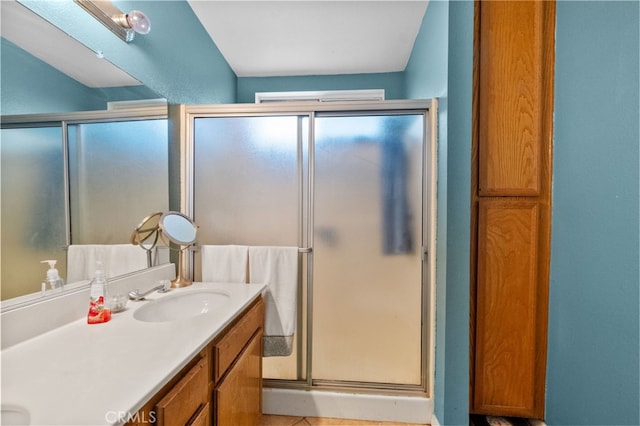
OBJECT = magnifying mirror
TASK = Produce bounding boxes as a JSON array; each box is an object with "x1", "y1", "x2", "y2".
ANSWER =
[
  {"x1": 160, "y1": 212, "x2": 197, "y2": 245},
  {"x1": 159, "y1": 211, "x2": 197, "y2": 288},
  {"x1": 130, "y1": 211, "x2": 162, "y2": 267}
]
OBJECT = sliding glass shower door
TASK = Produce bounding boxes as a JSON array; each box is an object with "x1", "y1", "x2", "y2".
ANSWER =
[
  {"x1": 193, "y1": 115, "x2": 307, "y2": 381},
  {"x1": 312, "y1": 114, "x2": 424, "y2": 386},
  {"x1": 1, "y1": 126, "x2": 66, "y2": 299},
  {"x1": 67, "y1": 119, "x2": 169, "y2": 244},
  {"x1": 190, "y1": 103, "x2": 431, "y2": 392}
]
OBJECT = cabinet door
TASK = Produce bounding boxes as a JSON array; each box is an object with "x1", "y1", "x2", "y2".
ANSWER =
[
  {"x1": 474, "y1": 201, "x2": 541, "y2": 415},
  {"x1": 215, "y1": 331, "x2": 263, "y2": 426},
  {"x1": 478, "y1": 0, "x2": 550, "y2": 196}
]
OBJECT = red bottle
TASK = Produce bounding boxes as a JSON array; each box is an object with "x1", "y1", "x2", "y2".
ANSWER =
[{"x1": 87, "y1": 261, "x2": 111, "y2": 324}]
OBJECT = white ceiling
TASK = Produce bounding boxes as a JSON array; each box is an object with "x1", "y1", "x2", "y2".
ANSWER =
[
  {"x1": 188, "y1": 0, "x2": 429, "y2": 77},
  {"x1": 0, "y1": 0, "x2": 428, "y2": 87}
]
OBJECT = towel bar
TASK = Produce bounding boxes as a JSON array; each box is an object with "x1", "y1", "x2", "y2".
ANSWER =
[{"x1": 195, "y1": 246, "x2": 312, "y2": 253}]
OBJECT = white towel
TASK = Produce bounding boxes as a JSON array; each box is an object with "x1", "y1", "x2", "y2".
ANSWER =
[
  {"x1": 67, "y1": 244, "x2": 147, "y2": 283},
  {"x1": 107, "y1": 245, "x2": 148, "y2": 276},
  {"x1": 201, "y1": 245, "x2": 248, "y2": 283},
  {"x1": 248, "y1": 246, "x2": 298, "y2": 357}
]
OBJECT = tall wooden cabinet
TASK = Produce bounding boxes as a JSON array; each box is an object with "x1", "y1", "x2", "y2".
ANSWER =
[{"x1": 471, "y1": 0, "x2": 555, "y2": 419}]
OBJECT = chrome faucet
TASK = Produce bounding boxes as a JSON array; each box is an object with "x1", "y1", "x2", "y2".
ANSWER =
[{"x1": 128, "y1": 280, "x2": 171, "y2": 301}]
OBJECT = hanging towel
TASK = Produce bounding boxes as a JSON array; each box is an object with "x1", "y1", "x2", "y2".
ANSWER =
[
  {"x1": 107, "y1": 245, "x2": 149, "y2": 276},
  {"x1": 248, "y1": 246, "x2": 298, "y2": 357},
  {"x1": 67, "y1": 244, "x2": 147, "y2": 283},
  {"x1": 201, "y1": 245, "x2": 248, "y2": 283}
]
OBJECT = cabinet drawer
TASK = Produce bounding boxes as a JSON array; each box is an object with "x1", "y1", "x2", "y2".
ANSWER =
[
  {"x1": 155, "y1": 358, "x2": 208, "y2": 425},
  {"x1": 214, "y1": 298, "x2": 264, "y2": 381}
]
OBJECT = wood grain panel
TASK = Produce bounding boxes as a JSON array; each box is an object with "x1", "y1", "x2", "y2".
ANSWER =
[
  {"x1": 190, "y1": 403, "x2": 210, "y2": 426},
  {"x1": 474, "y1": 201, "x2": 539, "y2": 415},
  {"x1": 216, "y1": 331, "x2": 263, "y2": 426},
  {"x1": 478, "y1": 1, "x2": 545, "y2": 195}
]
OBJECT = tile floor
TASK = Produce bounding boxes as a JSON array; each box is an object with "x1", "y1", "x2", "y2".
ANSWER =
[{"x1": 259, "y1": 414, "x2": 429, "y2": 426}]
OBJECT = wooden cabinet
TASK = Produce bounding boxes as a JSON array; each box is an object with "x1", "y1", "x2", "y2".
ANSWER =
[
  {"x1": 215, "y1": 332, "x2": 263, "y2": 425},
  {"x1": 213, "y1": 298, "x2": 264, "y2": 425},
  {"x1": 156, "y1": 357, "x2": 209, "y2": 425},
  {"x1": 127, "y1": 296, "x2": 264, "y2": 426},
  {"x1": 471, "y1": 0, "x2": 555, "y2": 419},
  {"x1": 127, "y1": 350, "x2": 210, "y2": 426}
]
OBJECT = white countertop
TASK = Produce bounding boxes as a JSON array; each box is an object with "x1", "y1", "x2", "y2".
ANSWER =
[{"x1": 1, "y1": 282, "x2": 265, "y2": 426}]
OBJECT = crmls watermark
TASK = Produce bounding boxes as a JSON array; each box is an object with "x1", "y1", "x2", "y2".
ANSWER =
[{"x1": 105, "y1": 410, "x2": 156, "y2": 424}]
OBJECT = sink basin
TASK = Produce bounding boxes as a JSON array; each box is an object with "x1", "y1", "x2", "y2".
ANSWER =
[
  {"x1": 133, "y1": 289, "x2": 230, "y2": 323},
  {"x1": 1, "y1": 405, "x2": 30, "y2": 425}
]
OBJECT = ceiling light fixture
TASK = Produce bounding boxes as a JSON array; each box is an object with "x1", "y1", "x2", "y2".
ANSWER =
[{"x1": 74, "y1": 0, "x2": 150, "y2": 43}]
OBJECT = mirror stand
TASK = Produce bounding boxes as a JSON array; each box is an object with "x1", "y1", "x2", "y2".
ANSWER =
[
  {"x1": 136, "y1": 211, "x2": 197, "y2": 289},
  {"x1": 130, "y1": 212, "x2": 162, "y2": 268},
  {"x1": 172, "y1": 246, "x2": 192, "y2": 288},
  {"x1": 145, "y1": 250, "x2": 153, "y2": 269}
]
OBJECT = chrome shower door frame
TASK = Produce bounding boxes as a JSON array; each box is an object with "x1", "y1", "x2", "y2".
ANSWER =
[{"x1": 184, "y1": 99, "x2": 437, "y2": 397}]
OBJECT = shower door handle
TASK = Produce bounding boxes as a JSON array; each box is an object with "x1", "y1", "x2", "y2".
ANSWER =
[{"x1": 298, "y1": 247, "x2": 312, "y2": 253}]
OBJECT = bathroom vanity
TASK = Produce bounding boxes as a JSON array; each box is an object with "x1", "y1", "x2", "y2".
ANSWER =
[
  {"x1": 1, "y1": 276, "x2": 265, "y2": 426},
  {"x1": 128, "y1": 294, "x2": 264, "y2": 425}
]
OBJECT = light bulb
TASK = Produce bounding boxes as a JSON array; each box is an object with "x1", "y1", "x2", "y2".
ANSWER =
[{"x1": 126, "y1": 10, "x2": 150, "y2": 35}]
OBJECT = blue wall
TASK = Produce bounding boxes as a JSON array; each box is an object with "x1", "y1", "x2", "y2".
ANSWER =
[
  {"x1": 405, "y1": 1, "x2": 473, "y2": 424},
  {"x1": 404, "y1": 0, "x2": 448, "y2": 100},
  {"x1": 1, "y1": 38, "x2": 160, "y2": 115},
  {"x1": 547, "y1": 2, "x2": 640, "y2": 425},
  {"x1": 18, "y1": 0, "x2": 236, "y2": 104},
  {"x1": 1, "y1": 38, "x2": 105, "y2": 114},
  {"x1": 237, "y1": 72, "x2": 405, "y2": 103},
  {"x1": 441, "y1": 2, "x2": 473, "y2": 424}
]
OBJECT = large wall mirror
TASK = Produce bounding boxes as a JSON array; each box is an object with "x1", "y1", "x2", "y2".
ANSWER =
[{"x1": 0, "y1": 1, "x2": 170, "y2": 302}]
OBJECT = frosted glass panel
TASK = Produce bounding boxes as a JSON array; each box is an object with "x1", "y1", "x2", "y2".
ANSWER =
[
  {"x1": 193, "y1": 116, "x2": 304, "y2": 380},
  {"x1": 312, "y1": 114, "x2": 424, "y2": 385},
  {"x1": 193, "y1": 116, "x2": 299, "y2": 246},
  {"x1": 1, "y1": 127, "x2": 66, "y2": 300},
  {"x1": 67, "y1": 120, "x2": 169, "y2": 244}
]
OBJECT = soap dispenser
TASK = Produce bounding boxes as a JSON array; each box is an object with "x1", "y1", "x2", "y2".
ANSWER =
[
  {"x1": 40, "y1": 260, "x2": 64, "y2": 294},
  {"x1": 87, "y1": 260, "x2": 111, "y2": 324}
]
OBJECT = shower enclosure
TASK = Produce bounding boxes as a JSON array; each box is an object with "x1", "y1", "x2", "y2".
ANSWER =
[{"x1": 186, "y1": 100, "x2": 437, "y2": 395}]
